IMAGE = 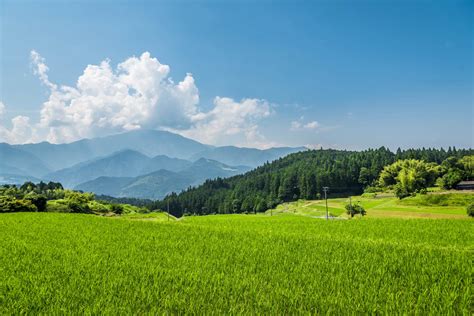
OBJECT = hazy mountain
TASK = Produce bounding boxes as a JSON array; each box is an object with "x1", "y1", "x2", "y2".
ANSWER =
[
  {"x1": 0, "y1": 143, "x2": 51, "y2": 178},
  {"x1": 45, "y1": 150, "x2": 151, "y2": 188},
  {"x1": 75, "y1": 158, "x2": 251, "y2": 199},
  {"x1": 0, "y1": 174, "x2": 42, "y2": 185},
  {"x1": 45, "y1": 150, "x2": 195, "y2": 188},
  {"x1": 140, "y1": 155, "x2": 192, "y2": 174},
  {"x1": 7, "y1": 129, "x2": 304, "y2": 173},
  {"x1": 190, "y1": 146, "x2": 306, "y2": 167},
  {"x1": 180, "y1": 158, "x2": 250, "y2": 186},
  {"x1": 121, "y1": 170, "x2": 191, "y2": 200},
  {"x1": 14, "y1": 129, "x2": 210, "y2": 171},
  {"x1": 75, "y1": 176, "x2": 134, "y2": 197}
]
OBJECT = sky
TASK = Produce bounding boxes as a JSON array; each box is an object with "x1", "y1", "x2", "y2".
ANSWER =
[{"x1": 0, "y1": 0, "x2": 472, "y2": 150}]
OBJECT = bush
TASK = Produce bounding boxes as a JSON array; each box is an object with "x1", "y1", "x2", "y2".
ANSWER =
[
  {"x1": 67, "y1": 200, "x2": 92, "y2": 214},
  {"x1": 436, "y1": 171, "x2": 463, "y2": 190},
  {"x1": 364, "y1": 186, "x2": 381, "y2": 194},
  {"x1": 46, "y1": 200, "x2": 70, "y2": 213},
  {"x1": 88, "y1": 201, "x2": 110, "y2": 213},
  {"x1": 467, "y1": 204, "x2": 474, "y2": 217},
  {"x1": 345, "y1": 203, "x2": 366, "y2": 217},
  {"x1": 0, "y1": 196, "x2": 37, "y2": 213},
  {"x1": 24, "y1": 193, "x2": 47, "y2": 212},
  {"x1": 110, "y1": 204, "x2": 124, "y2": 215}
]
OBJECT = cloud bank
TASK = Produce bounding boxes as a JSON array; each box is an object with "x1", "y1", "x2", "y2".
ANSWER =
[{"x1": 0, "y1": 51, "x2": 272, "y2": 148}]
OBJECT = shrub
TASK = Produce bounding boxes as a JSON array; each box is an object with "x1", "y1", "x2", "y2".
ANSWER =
[
  {"x1": 436, "y1": 170, "x2": 463, "y2": 190},
  {"x1": 345, "y1": 203, "x2": 366, "y2": 217},
  {"x1": 67, "y1": 200, "x2": 92, "y2": 214},
  {"x1": 467, "y1": 204, "x2": 474, "y2": 217},
  {"x1": 88, "y1": 201, "x2": 110, "y2": 213},
  {"x1": 46, "y1": 200, "x2": 70, "y2": 213},
  {"x1": 364, "y1": 186, "x2": 381, "y2": 194},
  {"x1": 24, "y1": 193, "x2": 47, "y2": 212},
  {"x1": 0, "y1": 196, "x2": 37, "y2": 213},
  {"x1": 110, "y1": 204, "x2": 124, "y2": 215}
]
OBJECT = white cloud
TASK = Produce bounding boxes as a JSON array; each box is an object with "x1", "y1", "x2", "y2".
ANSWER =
[
  {"x1": 30, "y1": 50, "x2": 57, "y2": 90},
  {"x1": 0, "y1": 101, "x2": 5, "y2": 117},
  {"x1": 0, "y1": 103, "x2": 35, "y2": 144},
  {"x1": 177, "y1": 96, "x2": 271, "y2": 146},
  {"x1": 304, "y1": 121, "x2": 319, "y2": 129},
  {"x1": 1, "y1": 51, "x2": 274, "y2": 148},
  {"x1": 290, "y1": 118, "x2": 320, "y2": 131}
]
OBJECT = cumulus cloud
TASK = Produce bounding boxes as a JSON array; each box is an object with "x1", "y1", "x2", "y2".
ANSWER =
[
  {"x1": 177, "y1": 96, "x2": 271, "y2": 146},
  {"x1": 1, "y1": 51, "x2": 274, "y2": 147},
  {"x1": 0, "y1": 102, "x2": 35, "y2": 143}
]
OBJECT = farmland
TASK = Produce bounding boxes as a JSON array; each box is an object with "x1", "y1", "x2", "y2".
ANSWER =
[{"x1": 0, "y1": 212, "x2": 472, "y2": 314}]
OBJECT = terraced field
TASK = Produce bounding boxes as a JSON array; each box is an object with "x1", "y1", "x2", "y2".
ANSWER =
[{"x1": 267, "y1": 191, "x2": 473, "y2": 219}]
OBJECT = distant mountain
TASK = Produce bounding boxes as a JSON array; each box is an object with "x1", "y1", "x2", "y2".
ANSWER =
[
  {"x1": 12, "y1": 130, "x2": 305, "y2": 171},
  {"x1": 14, "y1": 129, "x2": 211, "y2": 171},
  {"x1": 0, "y1": 174, "x2": 42, "y2": 185},
  {"x1": 190, "y1": 146, "x2": 306, "y2": 167},
  {"x1": 45, "y1": 150, "x2": 151, "y2": 188},
  {"x1": 119, "y1": 169, "x2": 191, "y2": 200},
  {"x1": 140, "y1": 155, "x2": 192, "y2": 174},
  {"x1": 0, "y1": 143, "x2": 51, "y2": 178},
  {"x1": 180, "y1": 158, "x2": 249, "y2": 185},
  {"x1": 75, "y1": 158, "x2": 251, "y2": 200},
  {"x1": 75, "y1": 176, "x2": 134, "y2": 197}
]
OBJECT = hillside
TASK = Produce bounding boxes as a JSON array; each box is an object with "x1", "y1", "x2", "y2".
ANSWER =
[
  {"x1": 267, "y1": 191, "x2": 474, "y2": 219},
  {"x1": 153, "y1": 147, "x2": 474, "y2": 217},
  {"x1": 0, "y1": 143, "x2": 51, "y2": 178}
]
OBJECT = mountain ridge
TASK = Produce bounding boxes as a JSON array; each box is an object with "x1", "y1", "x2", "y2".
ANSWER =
[{"x1": 75, "y1": 158, "x2": 252, "y2": 199}]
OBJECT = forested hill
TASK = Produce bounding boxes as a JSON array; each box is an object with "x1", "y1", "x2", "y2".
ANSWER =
[{"x1": 152, "y1": 147, "x2": 473, "y2": 217}]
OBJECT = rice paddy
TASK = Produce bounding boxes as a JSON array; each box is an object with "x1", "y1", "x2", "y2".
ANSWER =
[{"x1": 0, "y1": 212, "x2": 471, "y2": 314}]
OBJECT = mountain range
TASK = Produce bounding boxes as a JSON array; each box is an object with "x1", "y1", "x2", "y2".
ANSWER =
[
  {"x1": 76, "y1": 158, "x2": 251, "y2": 200},
  {"x1": 0, "y1": 129, "x2": 305, "y2": 198}
]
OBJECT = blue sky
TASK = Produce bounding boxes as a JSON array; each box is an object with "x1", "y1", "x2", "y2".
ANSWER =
[{"x1": 0, "y1": 0, "x2": 472, "y2": 149}]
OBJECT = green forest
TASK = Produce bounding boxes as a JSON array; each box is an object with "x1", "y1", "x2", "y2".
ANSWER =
[{"x1": 151, "y1": 147, "x2": 473, "y2": 217}]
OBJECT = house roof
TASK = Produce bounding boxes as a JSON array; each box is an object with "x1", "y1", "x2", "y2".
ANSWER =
[{"x1": 457, "y1": 181, "x2": 474, "y2": 185}]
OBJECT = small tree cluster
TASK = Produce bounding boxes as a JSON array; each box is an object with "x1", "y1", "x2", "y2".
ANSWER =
[{"x1": 345, "y1": 203, "x2": 366, "y2": 217}]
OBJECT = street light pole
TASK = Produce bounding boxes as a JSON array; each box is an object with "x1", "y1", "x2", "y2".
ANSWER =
[{"x1": 323, "y1": 187, "x2": 329, "y2": 220}]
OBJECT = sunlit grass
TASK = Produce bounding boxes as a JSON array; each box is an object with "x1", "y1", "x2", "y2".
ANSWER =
[{"x1": 0, "y1": 212, "x2": 471, "y2": 314}]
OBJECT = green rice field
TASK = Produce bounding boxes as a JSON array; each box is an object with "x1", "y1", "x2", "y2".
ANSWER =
[{"x1": 0, "y1": 212, "x2": 471, "y2": 314}]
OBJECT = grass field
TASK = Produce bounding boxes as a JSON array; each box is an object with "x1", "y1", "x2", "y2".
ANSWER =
[
  {"x1": 0, "y1": 212, "x2": 472, "y2": 314},
  {"x1": 267, "y1": 191, "x2": 474, "y2": 219}
]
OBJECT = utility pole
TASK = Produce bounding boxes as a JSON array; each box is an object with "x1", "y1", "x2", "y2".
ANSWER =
[
  {"x1": 323, "y1": 187, "x2": 329, "y2": 220},
  {"x1": 349, "y1": 196, "x2": 352, "y2": 218}
]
